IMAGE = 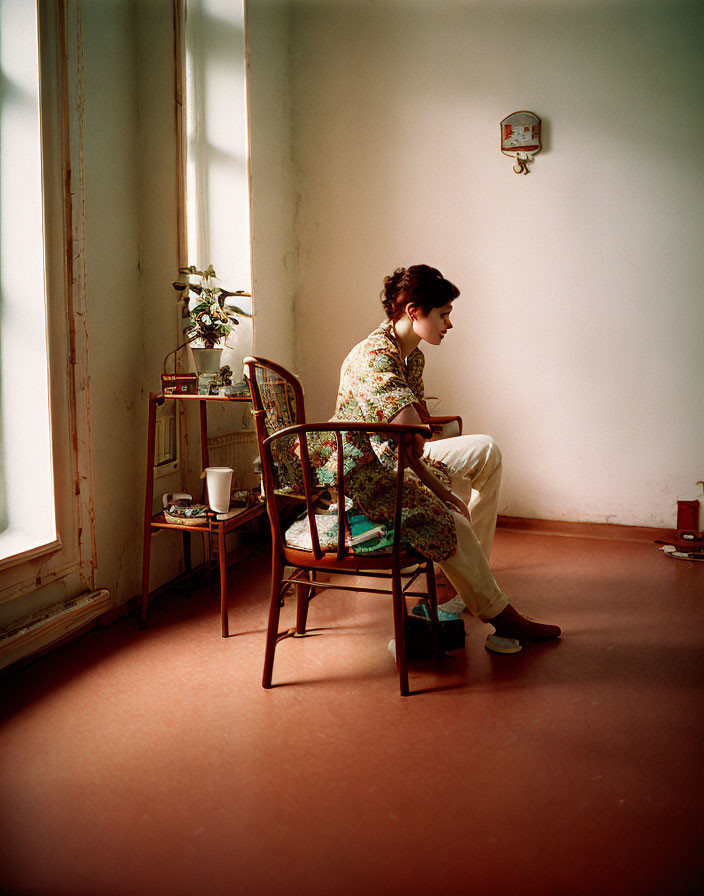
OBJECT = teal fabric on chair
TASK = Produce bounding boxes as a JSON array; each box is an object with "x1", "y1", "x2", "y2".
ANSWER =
[{"x1": 284, "y1": 506, "x2": 406, "y2": 555}]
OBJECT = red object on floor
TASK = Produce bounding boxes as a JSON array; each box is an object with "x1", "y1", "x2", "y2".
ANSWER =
[
  {"x1": 0, "y1": 529, "x2": 702, "y2": 896},
  {"x1": 677, "y1": 500, "x2": 699, "y2": 530}
]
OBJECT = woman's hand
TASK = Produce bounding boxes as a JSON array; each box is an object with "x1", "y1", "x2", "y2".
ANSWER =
[
  {"x1": 409, "y1": 432, "x2": 426, "y2": 459},
  {"x1": 402, "y1": 447, "x2": 472, "y2": 523}
]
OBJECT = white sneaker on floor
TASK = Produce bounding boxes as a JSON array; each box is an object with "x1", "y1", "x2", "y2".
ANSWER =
[{"x1": 438, "y1": 595, "x2": 466, "y2": 616}]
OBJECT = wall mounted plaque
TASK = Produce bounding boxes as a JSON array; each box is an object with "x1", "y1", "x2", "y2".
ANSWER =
[{"x1": 500, "y1": 111, "x2": 542, "y2": 174}]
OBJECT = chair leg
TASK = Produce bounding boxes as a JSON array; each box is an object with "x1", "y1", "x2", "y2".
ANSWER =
[
  {"x1": 262, "y1": 550, "x2": 285, "y2": 689},
  {"x1": 391, "y1": 570, "x2": 410, "y2": 696},
  {"x1": 424, "y1": 561, "x2": 438, "y2": 615}
]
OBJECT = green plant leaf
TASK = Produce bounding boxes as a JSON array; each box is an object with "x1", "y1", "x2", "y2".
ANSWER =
[
  {"x1": 219, "y1": 288, "x2": 251, "y2": 298},
  {"x1": 226, "y1": 305, "x2": 252, "y2": 318}
]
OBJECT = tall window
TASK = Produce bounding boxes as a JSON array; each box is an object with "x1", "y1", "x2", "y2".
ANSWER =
[
  {"x1": 184, "y1": 0, "x2": 253, "y2": 352},
  {"x1": 0, "y1": 0, "x2": 93, "y2": 604},
  {"x1": 0, "y1": 0, "x2": 56, "y2": 564}
]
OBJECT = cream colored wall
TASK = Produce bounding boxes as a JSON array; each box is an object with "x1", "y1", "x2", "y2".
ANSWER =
[
  {"x1": 286, "y1": 0, "x2": 704, "y2": 527},
  {"x1": 79, "y1": 0, "x2": 182, "y2": 604},
  {"x1": 82, "y1": 0, "x2": 300, "y2": 606},
  {"x1": 245, "y1": 0, "x2": 298, "y2": 372}
]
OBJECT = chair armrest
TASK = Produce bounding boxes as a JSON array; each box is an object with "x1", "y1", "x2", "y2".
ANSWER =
[{"x1": 262, "y1": 420, "x2": 433, "y2": 448}]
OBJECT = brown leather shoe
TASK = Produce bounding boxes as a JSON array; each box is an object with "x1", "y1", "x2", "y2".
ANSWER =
[{"x1": 490, "y1": 604, "x2": 561, "y2": 641}]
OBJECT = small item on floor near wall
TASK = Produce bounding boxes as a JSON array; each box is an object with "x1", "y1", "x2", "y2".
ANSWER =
[
  {"x1": 500, "y1": 110, "x2": 542, "y2": 174},
  {"x1": 660, "y1": 544, "x2": 704, "y2": 562},
  {"x1": 676, "y1": 482, "x2": 704, "y2": 531},
  {"x1": 655, "y1": 530, "x2": 704, "y2": 562},
  {"x1": 677, "y1": 500, "x2": 699, "y2": 530}
]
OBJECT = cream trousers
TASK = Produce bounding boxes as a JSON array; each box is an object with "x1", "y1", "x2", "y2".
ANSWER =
[{"x1": 423, "y1": 434, "x2": 508, "y2": 621}]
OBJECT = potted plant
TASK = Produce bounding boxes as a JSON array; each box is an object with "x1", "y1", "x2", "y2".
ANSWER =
[{"x1": 171, "y1": 265, "x2": 252, "y2": 394}]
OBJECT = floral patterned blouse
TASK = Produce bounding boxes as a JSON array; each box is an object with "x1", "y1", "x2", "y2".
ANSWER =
[{"x1": 327, "y1": 319, "x2": 457, "y2": 562}]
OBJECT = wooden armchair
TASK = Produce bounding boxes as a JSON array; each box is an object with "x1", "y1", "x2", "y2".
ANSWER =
[{"x1": 243, "y1": 357, "x2": 441, "y2": 696}]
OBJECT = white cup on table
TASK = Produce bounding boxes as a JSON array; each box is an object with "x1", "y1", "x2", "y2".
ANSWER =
[{"x1": 202, "y1": 467, "x2": 234, "y2": 513}]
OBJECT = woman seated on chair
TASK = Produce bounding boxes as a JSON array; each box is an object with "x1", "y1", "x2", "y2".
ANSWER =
[{"x1": 330, "y1": 263, "x2": 560, "y2": 649}]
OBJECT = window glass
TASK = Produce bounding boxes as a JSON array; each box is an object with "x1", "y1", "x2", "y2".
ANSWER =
[
  {"x1": 185, "y1": 0, "x2": 252, "y2": 314},
  {"x1": 0, "y1": 0, "x2": 56, "y2": 563}
]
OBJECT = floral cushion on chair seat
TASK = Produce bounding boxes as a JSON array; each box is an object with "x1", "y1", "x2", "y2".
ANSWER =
[{"x1": 284, "y1": 509, "x2": 406, "y2": 555}]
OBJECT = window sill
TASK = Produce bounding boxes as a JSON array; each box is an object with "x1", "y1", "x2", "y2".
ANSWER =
[{"x1": 0, "y1": 531, "x2": 62, "y2": 573}]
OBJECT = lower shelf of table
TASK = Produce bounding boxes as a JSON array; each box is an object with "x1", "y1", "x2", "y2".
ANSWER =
[{"x1": 149, "y1": 502, "x2": 265, "y2": 534}]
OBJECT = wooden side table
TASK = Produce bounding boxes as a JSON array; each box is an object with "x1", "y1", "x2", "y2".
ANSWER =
[{"x1": 141, "y1": 392, "x2": 265, "y2": 636}]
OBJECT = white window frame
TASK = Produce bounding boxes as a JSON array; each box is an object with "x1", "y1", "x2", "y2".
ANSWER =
[{"x1": 0, "y1": 0, "x2": 95, "y2": 606}]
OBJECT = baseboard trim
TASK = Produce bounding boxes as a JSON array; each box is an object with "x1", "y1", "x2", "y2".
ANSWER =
[
  {"x1": 0, "y1": 589, "x2": 112, "y2": 672},
  {"x1": 497, "y1": 516, "x2": 677, "y2": 544}
]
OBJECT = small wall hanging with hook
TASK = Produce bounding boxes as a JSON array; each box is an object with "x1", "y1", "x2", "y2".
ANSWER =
[{"x1": 501, "y1": 111, "x2": 542, "y2": 174}]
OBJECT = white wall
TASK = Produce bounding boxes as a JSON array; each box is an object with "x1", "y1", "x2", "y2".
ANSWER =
[
  {"x1": 79, "y1": 0, "x2": 300, "y2": 606},
  {"x1": 80, "y1": 0, "x2": 184, "y2": 605},
  {"x1": 245, "y1": 0, "x2": 298, "y2": 372},
  {"x1": 283, "y1": 0, "x2": 704, "y2": 527}
]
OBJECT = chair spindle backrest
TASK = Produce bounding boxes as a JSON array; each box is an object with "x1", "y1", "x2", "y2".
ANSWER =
[{"x1": 244, "y1": 357, "x2": 425, "y2": 566}]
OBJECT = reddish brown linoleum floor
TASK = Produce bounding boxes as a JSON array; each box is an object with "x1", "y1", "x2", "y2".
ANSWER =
[{"x1": 1, "y1": 529, "x2": 703, "y2": 896}]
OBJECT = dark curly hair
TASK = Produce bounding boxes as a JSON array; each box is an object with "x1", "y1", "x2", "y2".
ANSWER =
[{"x1": 381, "y1": 264, "x2": 460, "y2": 322}]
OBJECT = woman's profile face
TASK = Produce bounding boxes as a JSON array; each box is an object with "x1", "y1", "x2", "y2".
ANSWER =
[{"x1": 409, "y1": 302, "x2": 454, "y2": 346}]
